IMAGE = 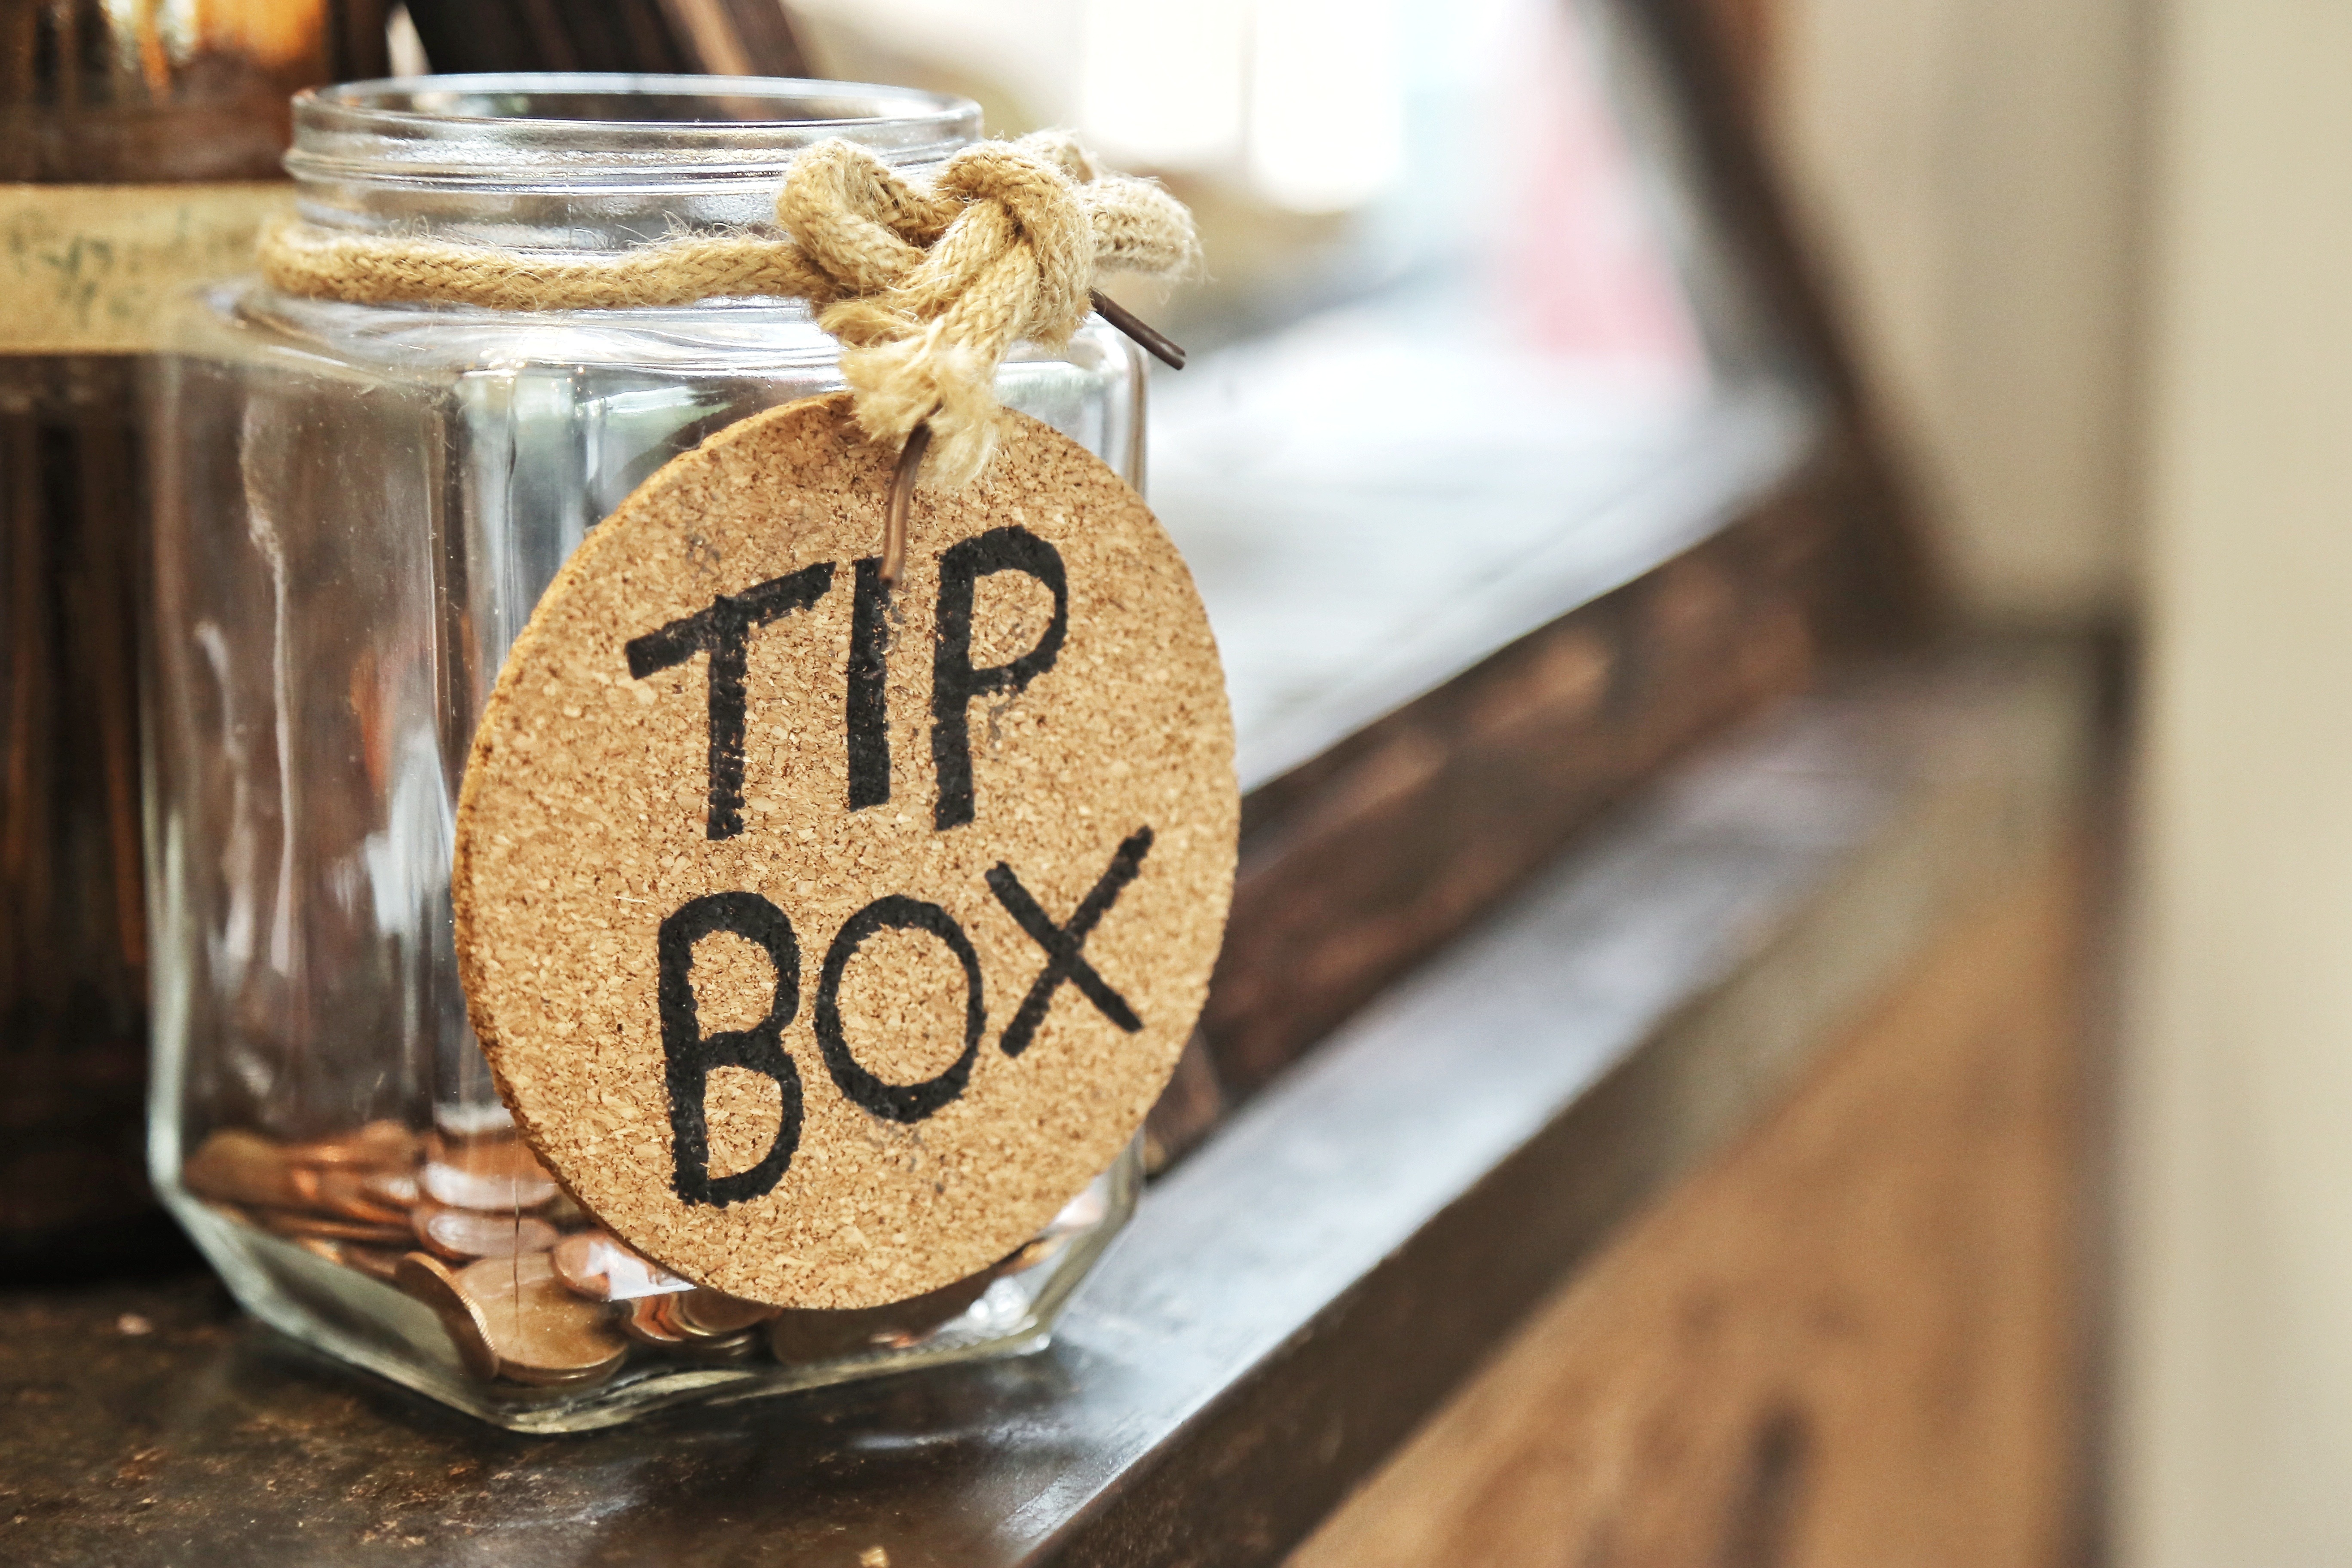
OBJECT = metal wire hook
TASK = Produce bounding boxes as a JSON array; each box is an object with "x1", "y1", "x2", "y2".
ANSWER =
[
  {"x1": 1090, "y1": 289, "x2": 1186, "y2": 370},
  {"x1": 879, "y1": 298, "x2": 1181, "y2": 586},
  {"x1": 881, "y1": 419, "x2": 934, "y2": 588}
]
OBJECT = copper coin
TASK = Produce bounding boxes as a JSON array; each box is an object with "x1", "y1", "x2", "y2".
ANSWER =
[
  {"x1": 411, "y1": 1202, "x2": 558, "y2": 1263},
  {"x1": 618, "y1": 1299, "x2": 758, "y2": 1362},
  {"x1": 496, "y1": 1359, "x2": 622, "y2": 1390},
  {"x1": 341, "y1": 1244, "x2": 407, "y2": 1283},
  {"x1": 311, "y1": 1168, "x2": 412, "y2": 1227},
  {"x1": 767, "y1": 1270, "x2": 997, "y2": 1364},
  {"x1": 362, "y1": 1169, "x2": 422, "y2": 1209},
  {"x1": 458, "y1": 1253, "x2": 628, "y2": 1386},
  {"x1": 285, "y1": 1165, "x2": 325, "y2": 1210},
  {"x1": 182, "y1": 1129, "x2": 303, "y2": 1209},
  {"x1": 258, "y1": 1209, "x2": 415, "y2": 1246},
  {"x1": 292, "y1": 1236, "x2": 344, "y2": 1267},
  {"x1": 288, "y1": 1119, "x2": 420, "y2": 1171},
  {"x1": 421, "y1": 1133, "x2": 558, "y2": 1211},
  {"x1": 550, "y1": 1232, "x2": 608, "y2": 1298},
  {"x1": 395, "y1": 1252, "x2": 499, "y2": 1380},
  {"x1": 619, "y1": 1296, "x2": 687, "y2": 1346},
  {"x1": 669, "y1": 1329, "x2": 761, "y2": 1364},
  {"x1": 670, "y1": 1289, "x2": 778, "y2": 1338},
  {"x1": 551, "y1": 1231, "x2": 692, "y2": 1303}
]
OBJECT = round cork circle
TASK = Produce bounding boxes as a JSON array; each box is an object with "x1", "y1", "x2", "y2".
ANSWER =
[{"x1": 452, "y1": 393, "x2": 1237, "y2": 1309}]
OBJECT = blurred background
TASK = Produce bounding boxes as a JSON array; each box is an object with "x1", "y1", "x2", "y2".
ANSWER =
[
  {"x1": 4, "y1": 0, "x2": 2346, "y2": 1558},
  {"x1": 774, "y1": 6, "x2": 2352, "y2": 1558}
]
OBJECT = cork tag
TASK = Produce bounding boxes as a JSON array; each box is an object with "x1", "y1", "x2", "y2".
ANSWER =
[{"x1": 452, "y1": 393, "x2": 1237, "y2": 1309}]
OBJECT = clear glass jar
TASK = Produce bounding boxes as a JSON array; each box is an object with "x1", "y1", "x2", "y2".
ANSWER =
[{"x1": 145, "y1": 75, "x2": 1146, "y2": 1431}]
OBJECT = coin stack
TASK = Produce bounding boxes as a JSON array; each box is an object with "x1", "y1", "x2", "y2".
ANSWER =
[{"x1": 180, "y1": 1121, "x2": 1034, "y2": 1388}]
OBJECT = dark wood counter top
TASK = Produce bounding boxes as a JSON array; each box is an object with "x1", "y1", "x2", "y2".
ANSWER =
[{"x1": 1, "y1": 647, "x2": 2092, "y2": 1568}]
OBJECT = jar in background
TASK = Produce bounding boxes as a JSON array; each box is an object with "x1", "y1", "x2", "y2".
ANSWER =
[
  {"x1": 0, "y1": 0, "x2": 366, "y2": 1282},
  {"x1": 146, "y1": 76, "x2": 1146, "y2": 1430}
]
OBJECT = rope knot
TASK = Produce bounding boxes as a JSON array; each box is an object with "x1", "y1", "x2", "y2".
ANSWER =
[
  {"x1": 255, "y1": 130, "x2": 1195, "y2": 492},
  {"x1": 781, "y1": 132, "x2": 1195, "y2": 488}
]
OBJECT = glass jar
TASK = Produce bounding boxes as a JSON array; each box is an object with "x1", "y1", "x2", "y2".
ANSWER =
[{"x1": 145, "y1": 75, "x2": 1146, "y2": 1431}]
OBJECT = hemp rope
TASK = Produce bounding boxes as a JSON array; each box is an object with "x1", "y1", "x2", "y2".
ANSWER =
[{"x1": 258, "y1": 130, "x2": 1197, "y2": 490}]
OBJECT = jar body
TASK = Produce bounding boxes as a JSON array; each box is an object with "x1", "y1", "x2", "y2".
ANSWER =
[{"x1": 144, "y1": 79, "x2": 1147, "y2": 1430}]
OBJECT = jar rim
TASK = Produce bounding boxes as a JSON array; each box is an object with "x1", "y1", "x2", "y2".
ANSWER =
[{"x1": 289, "y1": 74, "x2": 983, "y2": 186}]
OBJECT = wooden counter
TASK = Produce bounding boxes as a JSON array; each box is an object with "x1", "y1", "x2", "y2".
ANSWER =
[{"x1": 0, "y1": 644, "x2": 2099, "y2": 1568}]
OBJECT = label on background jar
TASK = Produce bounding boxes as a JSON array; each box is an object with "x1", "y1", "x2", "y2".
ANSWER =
[
  {"x1": 0, "y1": 183, "x2": 293, "y2": 352},
  {"x1": 453, "y1": 392, "x2": 1237, "y2": 1310}
]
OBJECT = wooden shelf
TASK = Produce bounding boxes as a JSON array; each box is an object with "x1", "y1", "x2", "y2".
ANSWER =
[{"x1": 0, "y1": 642, "x2": 2098, "y2": 1568}]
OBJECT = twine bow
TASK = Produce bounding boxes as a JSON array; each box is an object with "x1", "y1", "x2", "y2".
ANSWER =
[{"x1": 259, "y1": 130, "x2": 1197, "y2": 489}]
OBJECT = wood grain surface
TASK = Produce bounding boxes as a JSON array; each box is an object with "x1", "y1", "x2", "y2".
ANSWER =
[
  {"x1": 1289, "y1": 851, "x2": 2086, "y2": 1568},
  {"x1": 1207, "y1": 490, "x2": 1826, "y2": 1098}
]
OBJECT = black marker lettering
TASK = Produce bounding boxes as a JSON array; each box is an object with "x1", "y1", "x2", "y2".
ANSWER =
[
  {"x1": 656, "y1": 891, "x2": 803, "y2": 1207},
  {"x1": 986, "y1": 826, "x2": 1152, "y2": 1057},
  {"x1": 627, "y1": 562, "x2": 834, "y2": 839},
  {"x1": 846, "y1": 557, "x2": 892, "y2": 811},
  {"x1": 931, "y1": 527, "x2": 1067, "y2": 830},
  {"x1": 815, "y1": 895, "x2": 985, "y2": 1122}
]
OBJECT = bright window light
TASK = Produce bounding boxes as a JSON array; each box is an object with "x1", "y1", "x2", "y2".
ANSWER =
[
  {"x1": 1077, "y1": 0, "x2": 1250, "y2": 169},
  {"x1": 1247, "y1": 0, "x2": 1403, "y2": 211}
]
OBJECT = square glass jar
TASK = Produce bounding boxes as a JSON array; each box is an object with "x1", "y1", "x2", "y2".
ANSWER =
[{"x1": 144, "y1": 75, "x2": 1147, "y2": 1431}]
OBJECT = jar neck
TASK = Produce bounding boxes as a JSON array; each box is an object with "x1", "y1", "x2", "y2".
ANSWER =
[{"x1": 287, "y1": 75, "x2": 982, "y2": 253}]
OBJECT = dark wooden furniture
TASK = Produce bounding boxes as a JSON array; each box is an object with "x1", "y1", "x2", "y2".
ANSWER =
[{"x1": 0, "y1": 646, "x2": 2098, "y2": 1567}]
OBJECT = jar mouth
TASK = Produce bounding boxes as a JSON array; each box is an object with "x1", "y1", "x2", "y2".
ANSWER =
[
  {"x1": 284, "y1": 74, "x2": 984, "y2": 251},
  {"x1": 290, "y1": 74, "x2": 983, "y2": 188}
]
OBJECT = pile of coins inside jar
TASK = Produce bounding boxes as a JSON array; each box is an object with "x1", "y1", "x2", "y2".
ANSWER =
[{"x1": 181, "y1": 1123, "x2": 1101, "y2": 1388}]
